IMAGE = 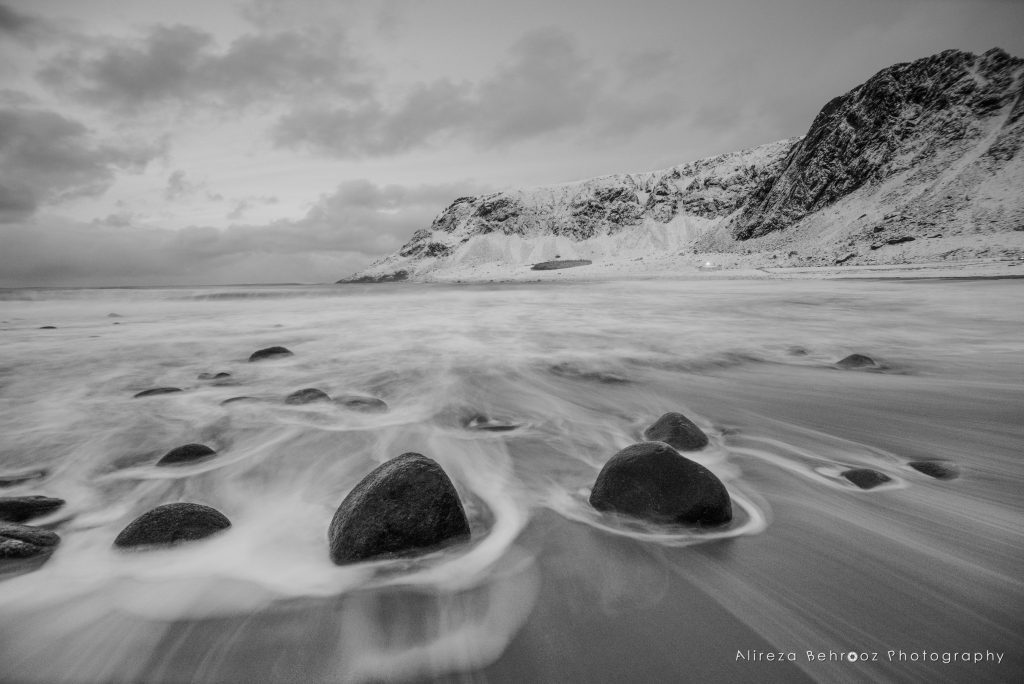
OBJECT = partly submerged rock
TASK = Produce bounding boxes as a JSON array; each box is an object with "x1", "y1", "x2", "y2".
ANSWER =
[
  {"x1": 38, "y1": 326, "x2": 57, "y2": 330},
  {"x1": 285, "y1": 388, "x2": 331, "y2": 405},
  {"x1": 0, "y1": 469, "x2": 48, "y2": 488},
  {"x1": 134, "y1": 387, "x2": 183, "y2": 398},
  {"x1": 589, "y1": 442, "x2": 732, "y2": 525},
  {"x1": 842, "y1": 468, "x2": 892, "y2": 489},
  {"x1": 835, "y1": 354, "x2": 878, "y2": 369},
  {"x1": 0, "y1": 496, "x2": 65, "y2": 523},
  {"x1": 0, "y1": 522, "x2": 61, "y2": 560},
  {"x1": 328, "y1": 453, "x2": 471, "y2": 565},
  {"x1": 334, "y1": 395, "x2": 389, "y2": 412},
  {"x1": 643, "y1": 412, "x2": 709, "y2": 451},
  {"x1": 220, "y1": 396, "x2": 263, "y2": 405},
  {"x1": 248, "y1": 346, "x2": 293, "y2": 362},
  {"x1": 463, "y1": 413, "x2": 520, "y2": 432},
  {"x1": 113, "y1": 503, "x2": 231, "y2": 548},
  {"x1": 156, "y1": 444, "x2": 217, "y2": 467},
  {"x1": 908, "y1": 460, "x2": 960, "y2": 480},
  {"x1": 198, "y1": 372, "x2": 232, "y2": 380}
]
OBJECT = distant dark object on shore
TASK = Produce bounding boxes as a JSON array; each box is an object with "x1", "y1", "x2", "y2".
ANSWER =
[
  {"x1": 908, "y1": 460, "x2": 960, "y2": 480},
  {"x1": 328, "y1": 453, "x2": 471, "y2": 565},
  {"x1": 38, "y1": 326, "x2": 56, "y2": 329},
  {"x1": 133, "y1": 387, "x2": 183, "y2": 398},
  {"x1": 1, "y1": 522, "x2": 61, "y2": 561},
  {"x1": 644, "y1": 412, "x2": 709, "y2": 451},
  {"x1": 590, "y1": 442, "x2": 732, "y2": 525},
  {"x1": 842, "y1": 468, "x2": 891, "y2": 489},
  {"x1": 0, "y1": 496, "x2": 65, "y2": 523},
  {"x1": 338, "y1": 270, "x2": 410, "y2": 284},
  {"x1": 249, "y1": 346, "x2": 293, "y2": 362},
  {"x1": 285, "y1": 388, "x2": 331, "y2": 405},
  {"x1": 334, "y1": 395, "x2": 389, "y2": 412},
  {"x1": 835, "y1": 353, "x2": 878, "y2": 369},
  {"x1": 114, "y1": 503, "x2": 231, "y2": 548},
  {"x1": 531, "y1": 260, "x2": 592, "y2": 271},
  {"x1": 157, "y1": 444, "x2": 216, "y2": 467}
]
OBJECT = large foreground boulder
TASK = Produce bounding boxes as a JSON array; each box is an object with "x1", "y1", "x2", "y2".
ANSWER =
[
  {"x1": 0, "y1": 496, "x2": 65, "y2": 523},
  {"x1": 328, "y1": 453, "x2": 471, "y2": 565},
  {"x1": 0, "y1": 522, "x2": 61, "y2": 560},
  {"x1": 589, "y1": 442, "x2": 732, "y2": 525},
  {"x1": 643, "y1": 412, "x2": 709, "y2": 451},
  {"x1": 114, "y1": 503, "x2": 231, "y2": 548},
  {"x1": 156, "y1": 444, "x2": 216, "y2": 466}
]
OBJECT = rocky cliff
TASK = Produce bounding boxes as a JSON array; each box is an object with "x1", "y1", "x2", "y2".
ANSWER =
[{"x1": 346, "y1": 48, "x2": 1024, "y2": 282}]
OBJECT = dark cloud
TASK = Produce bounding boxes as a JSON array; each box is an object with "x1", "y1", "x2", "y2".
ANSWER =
[
  {"x1": 273, "y1": 28, "x2": 677, "y2": 157},
  {"x1": 0, "y1": 3, "x2": 34, "y2": 36},
  {"x1": 0, "y1": 178, "x2": 487, "y2": 285},
  {"x1": 38, "y1": 23, "x2": 372, "y2": 112},
  {"x1": 0, "y1": 107, "x2": 162, "y2": 221}
]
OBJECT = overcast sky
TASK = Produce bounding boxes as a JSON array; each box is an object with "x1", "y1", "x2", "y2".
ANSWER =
[{"x1": 1, "y1": 0, "x2": 1022, "y2": 286}]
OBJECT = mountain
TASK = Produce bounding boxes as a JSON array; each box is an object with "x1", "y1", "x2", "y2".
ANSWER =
[{"x1": 344, "y1": 48, "x2": 1024, "y2": 282}]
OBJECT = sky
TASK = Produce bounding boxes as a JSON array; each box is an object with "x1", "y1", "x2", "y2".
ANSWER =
[{"x1": 1, "y1": 0, "x2": 1022, "y2": 286}]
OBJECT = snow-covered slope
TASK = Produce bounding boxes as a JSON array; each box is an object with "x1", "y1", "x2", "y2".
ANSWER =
[{"x1": 344, "y1": 48, "x2": 1024, "y2": 282}]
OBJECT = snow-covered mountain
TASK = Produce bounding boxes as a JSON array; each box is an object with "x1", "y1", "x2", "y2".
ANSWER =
[{"x1": 344, "y1": 48, "x2": 1024, "y2": 282}]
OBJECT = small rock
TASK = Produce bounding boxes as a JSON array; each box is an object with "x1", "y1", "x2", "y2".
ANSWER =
[
  {"x1": 328, "y1": 453, "x2": 471, "y2": 565},
  {"x1": 248, "y1": 346, "x2": 293, "y2": 362},
  {"x1": 643, "y1": 412, "x2": 709, "y2": 451},
  {"x1": 835, "y1": 354, "x2": 877, "y2": 369},
  {"x1": 0, "y1": 496, "x2": 65, "y2": 523},
  {"x1": 0, "y1": 469, "x2": 48, "y2": 488},
  {"x1": 589, "y1": 442, "x2": 732, "y2": 525},
  {"x1": 134, "y1": 387, "x2": 183, "y2": 398},
  {"x1": 221, "y1": 396, "x2": 261, "y2": 405},
  {"x1": 285, "y1": 388, "x2": 331, "y2": 404},
  {"x1": 113, "y1": 503, "x2": 231, "y2": 548},
  {"x1": 39, "y1": 326, "x2": 57, "y2": 329},
  {"x1": 908, "y1": 460, "x2": 959, "y2": 480},
  {"x1": 0, "y1": 522, "x2": 61, "y2": 560},
  {"x1": 156, "y1": 444, "x2": 217, "y2": 467},
  {"x1": 198, "y1": 372, "x2": 232, "y2": 380},
  {"x1": 334, "y1": 395, "x2": 389, "y2": 412},
  {"x1": 842, "y1": 468, "x2": 891, "y2": 489}
]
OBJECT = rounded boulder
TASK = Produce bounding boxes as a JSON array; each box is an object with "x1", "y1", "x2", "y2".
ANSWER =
[
  {"x1": 590, "y1": 441, "x2": 732, "y2": 525},
  {"x1": 643, "y1": 412, "x2": 709, "y2": 451},
  {"x1": 842, "y1": 468, "x2": 891, "y2": 489},
  {"x1": 328, "y1": 453, "x2": 470, "y2": 565},
  {"x1": 114, "y1": 503, "x2": 231, "y2": 548},
  {"x1": 249, "y1": 346, "x2": 293, "y2": 362},
  {"x1": 156, "y1": 443, "x2": 217, "y2": 467}
]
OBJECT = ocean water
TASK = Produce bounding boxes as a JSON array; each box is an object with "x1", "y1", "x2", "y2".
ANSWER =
[{"x1": 0, "y1": 278, "x2": 1021, "y2": 683}]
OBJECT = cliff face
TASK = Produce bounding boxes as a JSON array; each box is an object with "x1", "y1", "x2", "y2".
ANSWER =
[
  {"x1": 346, "y1": 48, "x2": 1024, "y2": 282},
  {"x1": 729, "y1": 48, "x2": 1024, "y2": 240}
]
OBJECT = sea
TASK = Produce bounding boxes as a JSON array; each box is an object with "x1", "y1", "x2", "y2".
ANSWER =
[{"x1": 0, "y1": 277, "x2": 1021, "y2": 683}]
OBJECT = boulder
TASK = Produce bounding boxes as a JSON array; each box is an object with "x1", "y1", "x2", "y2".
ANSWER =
[
  {"x1": 643, "y1": 412, "x2": 709, "y2": 451},
  {"x1": 328, "y1": 453, "x2": 471, "y2": 565},
  {"x1": 908, "y1": 460, "x2": 960, "y2": 480},
  {"x1": 156, "y1": 444, "x2": 217, "y2": 467},
  {"x1": 134, "y1": 387, "x2": 183, "y2": 398},
  {"x1": 0, "y1": 522, "x2": 61, "y2": 560},
  {"x1": 835, "y1": 354, "x2": 877, "y2": 369},
  {"x1": 248, "y1": 346, "x2": 293, "y2": 362},
  {"x1": 842, "y1": 468, "x2": 891, "y2": 489},
  {"x1": 113, "y1": 503, "x2": 231, "y2": 548},
  {"x1": 589, "y1": 442, "x2": 732, "y2": 525},
  {"x1": 334, "y1": 395, "x2": 389, "y2": 412},
  {"x1": 285, "y1": 388, "x2": 331, "y2": 405},
  {"x1": 0, "y1": 496, "x2": 65, "y2": 523}
]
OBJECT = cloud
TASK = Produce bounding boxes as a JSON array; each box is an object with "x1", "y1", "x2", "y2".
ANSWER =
[
  {"x1": 38, "y1": 23, "x2": 372, "y2": 112},
  {"x1": 273, "y1": 27, "x2": 679, "y2": 157},
  {"x1": 0, "y1": 106, "x2": 162, "y2": 222},
  {"x1": 0, "y1": 178, "x2": 487, "y2": 286},
  {"x1": 0, "y1": 3, "x2": 33, "y2": 35}
]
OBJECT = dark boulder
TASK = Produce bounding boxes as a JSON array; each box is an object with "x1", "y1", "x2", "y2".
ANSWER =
[
  {"x1": 842, "y1": 468, "x2": 891, "y2": 489},
  {"x1": 285, "y1": 388, "x2": 331, "y2": 405},
  {"x1": 334, "y1": 395, "x2": 389, "y2": 412},
  {"x1": 0, "y1": 523, "x2": 61, "y2": 560},
  {"x1": 248, "y1": 346, "x2": 293, "y2": 362},
  {"x1": 328, "y1": 453, "x2": 471, "y2": 565},
  {"x1": 908, "y1": 460, "x2": 960, "y2": 480},
  {"x1": 0, "y1": 496, "x2": 65, "y2": 523},
  {"x1": 589, "y1": 442, "x2": 732, "y2": 525},
  {"x1": 113, "y1": 503, "x2": 231, "y2": 548},
  {"x1": 38, "y1": 326, "x2": 57, "y2": 329},
  {"x1": 835, "y1": 354, "x2": 877, "y2": 369},
  {"x1": 156, "y1": 443, "x2": 217, "y2": 467},
  {"x1": 643, "y1": 412, "x2": 709, "y2": 451},
  {"x1": 134, "y1": 387, "x2": 183, "y2": 398}
]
